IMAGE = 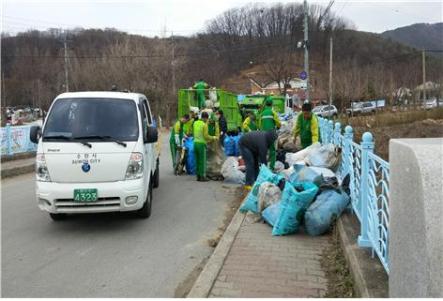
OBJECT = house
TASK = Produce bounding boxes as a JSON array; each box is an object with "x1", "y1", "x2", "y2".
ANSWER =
[
  {"x1": 414, "y1": 81, "x2": 442, "y2": 102},
  {"x1": 249, "y1": 77, "x2": 307, "y2": 95}
]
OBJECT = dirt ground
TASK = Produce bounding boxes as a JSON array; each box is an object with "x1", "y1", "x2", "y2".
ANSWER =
[
  {"x1": 353, "y1": 118, "x2": 443, "y2": 161},
  {"x1": 321, "y1": 225, "x2": 355, "y2": 298}
]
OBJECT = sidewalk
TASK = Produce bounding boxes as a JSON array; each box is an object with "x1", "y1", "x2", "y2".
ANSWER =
[
  {"x1": 1, "y1": 157, "x2": 35, "y2": 178},
  {"x1": 190, "y1": 211, "x2": 331, "y2": 298}
]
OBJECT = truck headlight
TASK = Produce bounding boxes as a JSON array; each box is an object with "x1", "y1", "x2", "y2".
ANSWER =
[
  {"x1": 125, "y1": 152, "x2": 143, "y2": 180},
  {"x1": 36, "y1": 153, "x2": 51, "y2": 182}
]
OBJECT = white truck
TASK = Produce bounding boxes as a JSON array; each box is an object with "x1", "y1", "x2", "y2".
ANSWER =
[{"x1": 30, "y1": 91, "x2": 160, "y2": 221}]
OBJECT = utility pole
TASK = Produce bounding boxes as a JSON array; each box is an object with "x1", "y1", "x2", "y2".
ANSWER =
[
  {"x1": 37, "y1": 79, "x2": 41, "y2": 109},
  {"x1": 328, "y1": 37, "x2": 333, "y2": 107},
  {"x1": 169, "y1": 31, "x2": 176, "y2": 127},
  {"x1": 422, "y1": 49, "x2": 426, "y2": 104},
  {"x1": 303, "y1": 0, "x2": 310, "y2": 103},
  {"x1": 2, "y1": 72, "x2": 6, "y2": 107},
  {"x1": 171, "y1": 31, "x2": 176, "y2": 99},
  {"x1": 64, "y1": 33, "x2": 69, "y2": 92}
]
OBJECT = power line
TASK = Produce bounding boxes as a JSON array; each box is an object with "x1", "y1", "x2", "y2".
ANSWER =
[{"x1": 337, "y1": 0, "x2": 350, "y2": 15}]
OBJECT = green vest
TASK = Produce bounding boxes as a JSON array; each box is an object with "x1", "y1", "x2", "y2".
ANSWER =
[
  {"x1": 249, "y1": 119, "x2": 257, "y2": 131},
  {"x1": 260, "y1": 107, "x2": 276, "y2": 131},
  {"x1": 298, "y1": 113, "x2": 315, "y2": 148},
  {"x1": 169, "y1": 120, "x2": 184, "y2": 143},
  {"x1": 208, "y1": 114, "x2": 216, "y2": 136},
  {"x1": 194, "y1": 81, "x2": 207, "y2": 91},
  {"x1": 193, "y1": 120, "x2": 207, "y2": 144},
  {"x1": 183, "y1": 119, "x2": 193, "y2": 136}
]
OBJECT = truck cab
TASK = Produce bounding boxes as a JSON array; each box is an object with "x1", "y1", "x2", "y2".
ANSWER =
[{"x1": 30, "y1": 91, "x2": 160, "y2": 220}]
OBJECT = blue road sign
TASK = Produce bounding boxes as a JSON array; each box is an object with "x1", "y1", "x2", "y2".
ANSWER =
[{"x1": 300, "y1": 71, "x2": 307, "y2": 80}]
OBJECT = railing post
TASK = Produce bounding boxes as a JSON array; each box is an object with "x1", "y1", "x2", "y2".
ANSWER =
[
  {"x1": 321, "y1": 117, "x2": 327, "y2": 144},
  {"x1": 328, "y1": 120, "x2": 334, "y2": 144},
  {"x1": 343, "y1": 125, "x2": 353, "y2": 175},
  {"x1": 334, "y1": 122, "x2": 341, "y2": 146},
  {"x1": 6, "y1": 123, "x2": 12, "y2": 155},
  {"x1": 358, "y1": 131, "x2": 374, "y2": 248}
]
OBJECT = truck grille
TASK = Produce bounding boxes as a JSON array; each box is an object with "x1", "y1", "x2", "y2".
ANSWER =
[{"x1": 54, "y1": 197, "x2": 121, "y2": 212}]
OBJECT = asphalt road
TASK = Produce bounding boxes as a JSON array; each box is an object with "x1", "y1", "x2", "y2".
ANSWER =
[{"x1": 1, "y1": 133, "x2": 239, "y2": 297}]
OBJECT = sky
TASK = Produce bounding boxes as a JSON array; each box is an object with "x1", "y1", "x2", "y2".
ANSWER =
[{"x1": 1, "y1": 0, "x2": 442, "y2": 37}]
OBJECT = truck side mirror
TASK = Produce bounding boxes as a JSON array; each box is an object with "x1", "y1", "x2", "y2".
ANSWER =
[
  {"x1": 145, "y1": 126, "x2": 158, "y2": 143},
  {"x1": 30, "y1": 126, "x2": 42, "y2": 144}
]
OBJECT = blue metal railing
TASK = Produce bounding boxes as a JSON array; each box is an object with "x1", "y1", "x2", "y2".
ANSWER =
[
  {"x1": 1, "y1": 124, "x2": 38, "y2": 156},
  {"x1": 318, "y1": 117, "x2": 390, "y2": 274}
]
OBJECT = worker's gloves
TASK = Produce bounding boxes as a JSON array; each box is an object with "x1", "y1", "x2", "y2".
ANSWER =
[{"x1": 175, "y1": 134, "x2": 181, "y2": 146}]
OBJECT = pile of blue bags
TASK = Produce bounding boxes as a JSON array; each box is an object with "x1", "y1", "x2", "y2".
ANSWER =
[
  {"x1": 239, "y1": 165, "x2": 284, "y2": 214},
  {"x1": 183, "y1": 137, "x2": 196, "y2": 175},
  {"x1": 240, "y1": 164, "x2": 350, "y2": 236},
  {"x1": 223, "y1": 133, "x2": 242, "y2": 157}
]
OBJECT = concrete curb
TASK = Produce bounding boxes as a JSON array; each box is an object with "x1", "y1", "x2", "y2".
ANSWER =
[
  {"x1": 337, "y1": 212, "x2": 388, "y2": 298},
  {"x1": 1, "y1": 152, "x2": 36, "y2": 163},
  {"x1": 1, "y1": 164, "x2": 35, "y2": 179},
  {"x1": 187, "y1": 209, "x2": 246, "y2": 298}
]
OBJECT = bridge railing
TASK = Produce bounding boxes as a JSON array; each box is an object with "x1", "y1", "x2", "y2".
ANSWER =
[
  {"x1": 1, "y1": 124, "x2": 37, "y2": 156},
  {"x1": 318, "y1": 117, "x2": 390, "y2": 274}
]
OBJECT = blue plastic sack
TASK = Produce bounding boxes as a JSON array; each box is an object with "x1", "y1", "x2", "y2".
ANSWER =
[
  {"x1": 184, "y1": 137, "x2": 196, "y2": 175},
  {"x1": 232, "y1": 134, "x2": 242, "y2": 156},
  {"x1": 271, "y1": 182, "x2": 319, "y2": 236},
  {"x1": 240, "y1": 165, "x2": 284, "y2": 213},
  {"x1": 304, "y1": 189, "x2": 350, "y2": 236},
  {"x1": 224, "y1": 136, "x2": 236, "y2": 156},
  {"x1": 289, "y1": 164, "x2": 324, "y2": 187},
  {"x1": 262, "y1": 202, "x2": 280, "y2": 226}
]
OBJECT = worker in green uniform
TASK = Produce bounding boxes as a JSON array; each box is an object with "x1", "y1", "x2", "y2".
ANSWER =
[
  {"x1": 169, "y1": 114, "x2": 190, "y2": 170},
  {"x1": 193, "y1": 111, "x2": 218, "y2": 182},
  {"x1": 207, "y1": 112, "x2": 220, "y2": 137},
  {"x1": 242, "y1": 112, "x2": 258, "y2": 133},
  {"x1": 183, "y1": 111, "x2": 196, "y2": 137},
  {"x1": 193, "y1": 79, "x2": 209, "y2": 109},
  {"x1": 293, "y1": 102, "x2": 319, "y2": 149},
  {"x1": 259, "y1": 97, "x2": 281, "y2": 170}
]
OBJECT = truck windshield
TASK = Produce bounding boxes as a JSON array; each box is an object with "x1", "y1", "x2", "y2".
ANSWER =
[{"x1": 43, "y1": 98, "x2": 139, "y2": 142}]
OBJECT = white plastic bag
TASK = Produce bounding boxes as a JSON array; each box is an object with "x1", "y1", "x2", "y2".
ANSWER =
[
  {"x1": 221, "y1": 157, "x2": 245, "y2": 184},
  {"x1": 280, "y1": 166, "x2": 295, "y2": 179},
  {"x1": 306, "y1": 144, "x2": 341, "y2": 171},
  {"x1": 309, "y1": 166, "x2": 336, "y2": 178},
  {"x1": 285, "y1": 142, "x2": 321, "y2": 166},
  {"x1": 274, "y1": 161, "x2": 285, "y2": 172},
  {"x1": 258, "y1": 182, "x2": 282, "y2": 213}
]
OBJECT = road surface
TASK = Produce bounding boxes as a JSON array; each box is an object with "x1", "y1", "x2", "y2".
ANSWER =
[{"x1": 1, "y1": 132, "x2": 239, "y2": 297}]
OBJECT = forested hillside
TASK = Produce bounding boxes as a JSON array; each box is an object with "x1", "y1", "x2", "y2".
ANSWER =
[
  {"x1": 2, "y1": 3, "x2": 442, "y2": 124},
  {"x1": 381, "y1": 23, "x2": 443, "y2": 55}
]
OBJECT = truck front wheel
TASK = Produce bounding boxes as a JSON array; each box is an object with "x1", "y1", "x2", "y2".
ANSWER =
[
  {"x1": 137, "y1": 181, "x2": 152, "y2": 219},
  {"x1": 153, "y1": 159, "x2": 160, "y2": 188}
]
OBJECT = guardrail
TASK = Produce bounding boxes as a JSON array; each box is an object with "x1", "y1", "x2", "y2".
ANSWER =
[
  {"x1": 1, "y1": 124, "x2": 37, "y2": 156},
  {"x1": 319, "y1": 117, "x2": 390, "y2": 274}
]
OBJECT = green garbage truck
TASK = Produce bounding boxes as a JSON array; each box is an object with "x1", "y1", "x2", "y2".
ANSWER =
[
  {"x1": 177, "y1": 88, "x2": 243, "y2": 132},
  {"x1": 238, "y1": 94, "x2": 285, "y2": 118}
]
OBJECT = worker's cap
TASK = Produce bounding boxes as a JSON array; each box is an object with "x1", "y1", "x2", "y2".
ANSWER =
[
  {"x1": 265, "y1": 97, "x2": 273, "y2": 105},
  {"x1": 302, "y1": 102, "x2": 312, "y2": 112}
]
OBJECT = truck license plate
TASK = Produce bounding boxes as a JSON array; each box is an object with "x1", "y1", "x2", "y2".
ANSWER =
[{"x1": 74, "y1": 189, "x2": 98, "y2": 202}]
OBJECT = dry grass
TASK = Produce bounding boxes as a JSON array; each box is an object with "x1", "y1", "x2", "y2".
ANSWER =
[
  {"x1": 340, "y1": 107, "x2": 443, "y2": 129},
  {"x1": 321, "y1": 225, "x2": 355, "y2": 298}
]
